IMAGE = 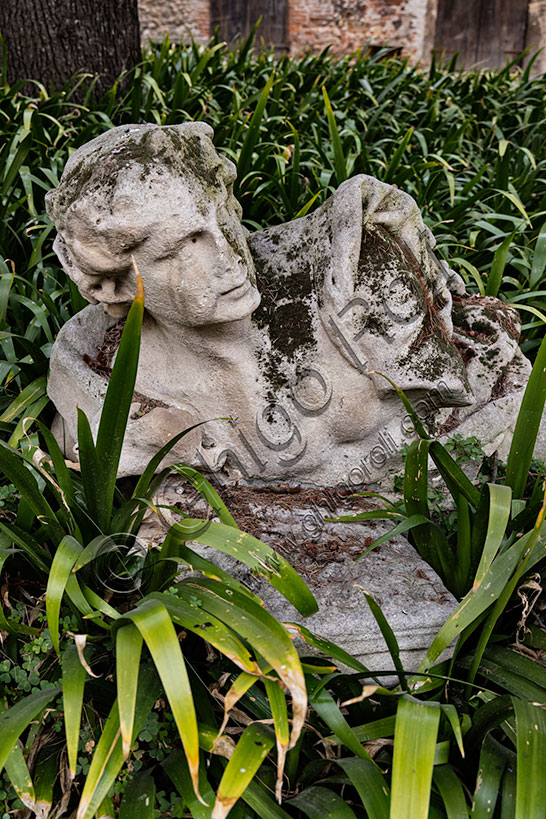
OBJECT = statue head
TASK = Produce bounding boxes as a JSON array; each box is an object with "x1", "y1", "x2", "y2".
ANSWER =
[{"x1": 45, "y1": 123, "x2": 260, "y2": 324}]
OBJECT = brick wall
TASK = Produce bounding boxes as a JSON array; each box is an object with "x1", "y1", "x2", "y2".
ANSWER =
[
  {"x1": 138, "y1": 0, "x2": 209, "y2": 44},
  {"x1": 137, "y1": 0, "x2": 435, "y2": 61},
  {"x1": 288, "y1": 0, "x2": 437, "y2": 62},
  {"x1": 137, "y1": 0, "x2": 545, "y2": 69}
]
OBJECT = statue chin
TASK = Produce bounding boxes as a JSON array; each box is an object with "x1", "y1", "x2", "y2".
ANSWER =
[
  {"x1": 103, "y1": 302, "x2": 131, "y2": 319},
  {"x1": 45, "y1": 122, "x2": 543, "y2": 486}
]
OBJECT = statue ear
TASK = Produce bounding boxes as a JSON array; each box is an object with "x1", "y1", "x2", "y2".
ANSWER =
[{"x1": 45, "y1": 188, "x2": 58, "y2": 225}]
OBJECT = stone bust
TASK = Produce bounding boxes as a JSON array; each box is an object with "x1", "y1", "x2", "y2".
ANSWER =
[{"x1": 45, "y1": 122, "x2": 531, "y2": 486}]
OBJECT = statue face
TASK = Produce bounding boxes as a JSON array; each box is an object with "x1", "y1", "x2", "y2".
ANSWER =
[{"x1": 57, "y1": 164, "x2": 260, "y2": 326}]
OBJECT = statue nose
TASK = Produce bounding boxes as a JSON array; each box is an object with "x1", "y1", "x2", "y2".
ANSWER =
[
  {"x1": 88, "y1": 275, "x2": 127, "y2": 302},
  {"x1": 212, "y1": 230, "x2": 245, "y2": 281}
]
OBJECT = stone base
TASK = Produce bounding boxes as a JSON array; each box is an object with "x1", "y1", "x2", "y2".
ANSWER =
[{"x1": 140, "y1": 481, "x2": 457, "y2": 675}]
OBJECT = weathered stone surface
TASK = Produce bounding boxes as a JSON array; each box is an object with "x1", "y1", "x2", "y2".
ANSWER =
[
  {"x1": 45, "y1": 122, "x2": 540, "y2": 487},
  {"x1": 45, "y1": 122, "x2": 546, "y2": 666},
  {"x1": 140, "y1": 482, "x2": 457, "y2": 673}
]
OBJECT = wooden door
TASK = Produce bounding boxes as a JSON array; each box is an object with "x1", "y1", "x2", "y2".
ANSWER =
[
  {"x1": 434, "y1": 0, "x2": 529, "y2": 68},
  {"x1": 210, "y1": 0, "x2": 288, "y2": 51}
]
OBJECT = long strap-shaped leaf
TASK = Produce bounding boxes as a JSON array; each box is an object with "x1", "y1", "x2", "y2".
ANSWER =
[
  {"x1": 335, "y1": 758, "x2": 390, "y2": 819},
  {"x1": 166, "y1": 519, "x2": 317, "y2": 616},
  {"x1": 433, "y1": 764, "x2": 469, "y2": 818},
  {"x1": 95, "y1": 268, "x2": 144, "y2": 528},
  {"x1": 0, "y1": 439, "x2": 56, "y2": 521},
  {"x1": 288, "y1": 786, "x2": 358, "y2": 818},
  {"x1": 472, "y1": 483, "x2": 512, "y2": 589},
  {"x1": 177, "y1": 579, "x2": 307, "y2": 749},
  {"x1": 152, "y1": 591, "x2": 261, "y2": 675},
  {"x1": 118, "y1": 770, "x2": 156, "y2": 819},
  {"x1": 62, "y1": 643, "x2": 88, "y2": 777},
  {"x1": 404, "y1": 438, "x2": 454, "y2": 579},
  {"x1": 505, "y1": 331, "x2": 546, "y2": 498},
  {"x1": 4, "y1": 741, "x2": 36, "y2": 814},
  {"x1": 115, "y1": 598, "x2": 204, "y2": 804},
  {"x1": 390, "y1": 695, "x2": 441, "y2": 819},
  {"x1": 471, "y1": 733, "x2": 511, "y2": 819},
  {"x1": 212, "y1": 723, "x2": 275, "y2": 819},
  {"x1": 235, "y1": 72, "x2": 275, "y2": 197},
  {"x1": 77, "y1": 408, "x2": 106, "y2": 532},
  {"x1": 264, "y1": 677, "x2": 290, "y2": 802},
  {"x1": 116, "y1": 623, "x2": 143, "y2": 759},
  {"x1": 46, "y1": 535, "x2": 83, "y2": 655},
  {"x1": 514, "y1": 698, "x2": 546, "y2": 819},
  {"x1": 77, "y1": 666, "x2": 159, "y2": 819},
  {"x1": 163, "y1": 748, "x2": 215, "y2": 819},
  {"x1": 0, "y1": 687, "x2": 59, "y2": 776},
  {"x1": 308, "y1": 676, "x2": 373, "y2": 761},
  {"x1": 418, "y1": 526, "x2": 542, "y2": 672}
]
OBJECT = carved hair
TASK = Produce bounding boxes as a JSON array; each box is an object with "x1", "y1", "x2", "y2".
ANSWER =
[{"x1": 45, "y1": 122, "x2": 238, "y2": 232}]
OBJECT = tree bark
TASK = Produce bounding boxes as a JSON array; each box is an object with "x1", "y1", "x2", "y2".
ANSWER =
[{"x1": 0, "y1": 0, "x2": 141, "y2": 96}]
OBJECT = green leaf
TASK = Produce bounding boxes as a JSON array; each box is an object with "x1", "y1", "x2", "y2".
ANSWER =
[
  {"x1": 418, "y1": 527, "x2": 538, "y2": 672},
  {"x1": 0, "y1": 520, "x2": 50, "y2": 574},
  {"x1": 336, "y1": 758, "x2": 390, "y2": 818},
  {"x1": 322, "y1": 86, "x2": 347, "y2": 185},
  {"x1": 241, "y1": 778, "x2": 293, "y2": 818},
  {"x1": 384, "y1": 126, "x2": 413, "y2": 184},
  {"x1": 212, "y1": 723, "x2": 275, "y2": 819},
  {"x1": 46, "y1": 535, "x2": 83, "y2": 655},
  {"x1": 429, "y1": 441, "x2": 481, "y2": 509},
  {"x1": 514, "y1": 699, "x2": 546, "y2": 819},
  {"x1": 62, "y1": 643, "x2": 87, "y2": 776},
  {"x1": 77, "y1": 666, "x2": 159, "y2": 819},
  {"x1": 171, "y1": 464, "x2": 238, "y2": 528},
  {"x1": 530, "y1": 222, "x2": 546, "y2": 287},
  {"x1": 130, "y1": 422, "x2": 213, "y2": 511},
  {"x1": 0, "y1": 440, "x2": 56, "y2": 522},
  {"x1": 308, "y1": 677, "x2": 372, "y2": 761},
  {"x1": 77, "y1": 408, "x2": 105, "y2": 531},
  {"x1": 33, "y1": 746, "x2": 59, "y2": 817},
  {"x1": 288, "y1": 786, "x2": 358, "y2": 818},
  {"x1": 0, "y1": 687, "x2": 59, "y2": 777},
  {"x1": 433, "y1": 765, "x2": 468, "y2": 818},
  {"x1": 116, "y1": 623, "x2": 143, "y2": 759},
  {"x1": 471, "y1": 733, "x2": 509, "y2": 819},
  {"x1": 152, "y1": 590, "x2": 261, "y2": 674},
  {"x1": 404, "y1": 439, "x2": 453, "y2": 579},
  {"x1": 390, "y1": 695, "x2": 440, "y2": 819},
  {"x1": 117, "y1": 598, "x2": 203, "y2": 803},
  {"x1": 236, "y1": 72, "x2": 275, "y2": 195},
  {"x1": 163, "y1": 748, "x2": 215, "y2": 819},
  {"x1": 264, "y1": 677, "x2": 290, "y2": 801},
  {"x1": 165, "y1": 520, "x2": 317, "y2": 616},
  {"x1": 0, "y1": 376, "x2": 46, "y2": 423},
  {"x1": 284, "y1": 622, "x2": 373, "y2": 676},
  {"x1": 361, "y1": 591, "x2": 408, "y2": 690},
  {"x1": 486, "y1": 231, "x2": 516, "y2": 297},
  {"x1": 175, "y1": 579, "x2": 307, "y2": 748},
  {"x1": 505, "y1": 332, "x2": 546, "y2": 498},
  {"x1": 472, "y1": 483, "x2": 512, "y2": 588},
  {"x1": 4, "y1": 742, "x2": 35, "y2": 813},
  {"x1": 95, "y1": 271, "x2": 144, "y2": 528},
  {"x1": 118, "y1": 771, "x2": 156, "y2": 819}
]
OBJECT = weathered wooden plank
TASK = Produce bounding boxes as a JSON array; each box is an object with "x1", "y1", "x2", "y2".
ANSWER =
[
  {"x1": 475, "y1": 0, "x2": 528, "y2": 66},
  {"x1": 434, "y1": 0, "x2": 529, "y2": 68},
  {"x1": 210, "y1": 0, "x2": 288, "y2": 50}
]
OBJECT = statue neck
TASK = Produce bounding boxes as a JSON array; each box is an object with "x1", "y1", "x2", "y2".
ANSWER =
[{"x1": 144, "y1": 314, "x2": 255, "y2": 362}]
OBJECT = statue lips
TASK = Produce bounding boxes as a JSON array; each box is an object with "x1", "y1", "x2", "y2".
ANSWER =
[{"x1": 222, "y1": 280, "x2": 251, "y2": 299}]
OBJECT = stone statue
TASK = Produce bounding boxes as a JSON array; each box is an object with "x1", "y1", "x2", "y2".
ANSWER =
[{"x1": 46, "y1": 122, "x2": 533, "y2": 487}]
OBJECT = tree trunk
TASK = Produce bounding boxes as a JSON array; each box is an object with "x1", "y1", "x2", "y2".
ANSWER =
[{"x1": 0, "y1": 0, "x2": 141, "y2": 96}]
